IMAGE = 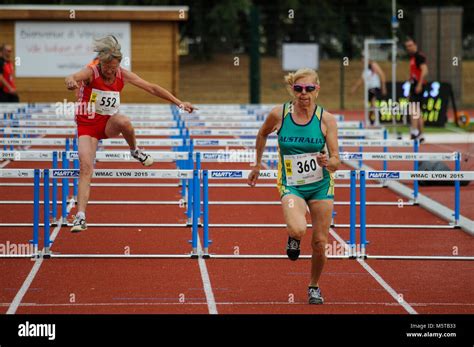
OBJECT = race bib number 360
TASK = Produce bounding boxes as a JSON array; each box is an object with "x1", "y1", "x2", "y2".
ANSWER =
[
  {"x1": 90, "y1": 89, "x2": 120, "y2": 116},
  {"x1": 283, "y1": 152, "x2": 323, "y2": 186}
]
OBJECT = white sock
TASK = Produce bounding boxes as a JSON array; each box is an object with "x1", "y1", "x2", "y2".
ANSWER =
[
  {"x1": 76, "y1": 211, "x2": 85, "y2": 220},
  {"x1": 410, "y1": 128, "x2": 419, "y2": 136}
]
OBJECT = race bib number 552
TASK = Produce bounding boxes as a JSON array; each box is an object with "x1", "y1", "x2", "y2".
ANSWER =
[
  {"x1": 283, "y1": 152, "x2": 323, "y2": 186},
  {"x1": 90, "y1": 89, "x2": 120, "y2": 116}
]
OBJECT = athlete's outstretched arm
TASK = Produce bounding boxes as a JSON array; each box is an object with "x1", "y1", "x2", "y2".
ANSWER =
[
  {"x1": 65, "y1": 68, "x2": 93, "y2": 90},
  {"x1": 248, "y1": 106, "x2": 282, "y2": 186},
  {"x1": 121, "y1": 69, "x2": 196, "y2": 113},
  {"x1": 322, "y1": 111, "x2": 340, "y2": 173}
]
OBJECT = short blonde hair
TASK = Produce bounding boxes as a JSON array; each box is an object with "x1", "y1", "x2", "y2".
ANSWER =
[
  {"x1": 93, "y1": 35, "x2": 122, "y2": 63},
  {"x1": 284, "y1": 68, "x2": 320, "y2": 95}
]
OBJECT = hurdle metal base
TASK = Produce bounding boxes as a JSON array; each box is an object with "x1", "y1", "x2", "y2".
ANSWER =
[
  {"x1": 0, "y1": 254, "x2": 37, "y2": 258},
  {"x1": 0, "y1": 223, "x2": 457, "y2": 229},
  {"x1": 363, "y1": 255, "x2": 474, "y2": 261},
  {"x1": 85, "y1": 223, "x2": 190, "y2": 228},
  {"x1": 335, "y1": 224, "x2": 458, "y2": 229},
  {"x1": 200, "y1": 253, "x2": 474, "y2": 261},
  {"x1": 203, "y1": 254, "x2": 352, "y2": 259},
  {"x1": 0, "y1": 183, "x2": 181, "y2": 188},
  {"x1": 199, "y1": 183, "x2": 383, "y2": 188},
  {"x1": 0, "y1": 200, "x2": 416, "y2": 206},
  {"x1": 46, "y1": 253, "x2": 197, "y2": 259},
  {"x1": 207, "y1": 223, "x2": 457, "y2": 229}
]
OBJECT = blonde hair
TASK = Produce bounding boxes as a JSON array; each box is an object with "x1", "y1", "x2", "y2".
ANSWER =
[
  {"x1": 93, "y1": 35, "x2": 122, "y2": 63},
  {"x1": 284, "y1": 68, "x2": 320, "y2": 95}
]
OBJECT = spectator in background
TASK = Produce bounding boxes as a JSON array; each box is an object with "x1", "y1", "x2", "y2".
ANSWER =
[
  {"x1": 351, "y1": 56, "x2": 387, "y2": 125},
  {"x1": 405, "y1": 37, "x2": 428, "y2": 143},
  {"x1": 0, "y1": 44, "x2": 19, "y2": 102}
]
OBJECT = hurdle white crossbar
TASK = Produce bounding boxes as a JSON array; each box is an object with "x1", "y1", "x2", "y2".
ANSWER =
[
  {"x1": 1, "y1": 127, "x2": 384, "y2": 137},
  {"x1": 206, "y1": 223, "x2": 455, "y2": 229},
  {"x1": 340, "y1": 152, "x2": 457, "y2": 161},
  {"x1": 4, "y1": 169, "x2": 189, "y2": 180},
  {"x1": 364, "y1": 170, "x2": 474, "y2": 181},
  {"x1": 6, "y1": 111, "x2": 346, "y2": 122},
  {"x1": 4, "y1": 150, "x2": 450, "y2": 163},
  {"x1": 183, "y1": 121, "x2": 362, "y2": 128},
  {"x1": 0, "y1": 183, "x2": 181, "y2": 188},
  {"x1": 0, "y1": 169, "x2": 36, "y2": 178},
  {"x1": 0, "y1": 150, "x2": 190, "y2": 162},
  {"x1": 48, "y1": 254, "x2": 196, "y2": 259},
  {"x1": 364, "y1": 255, "x2": 474, "y2": 261},
  {"x1": 0, "y1": 119, "x2": 178, "y2": 127},
  {"x1": 207, "y1": 254, "x2": 474, "y2": 260},
  {"x1": 0, "y1": 223, "x2": 189, "y2": 228},
  {"x1": 48, "y1": 169, "x2": 194, "y2": 179},
  {"x1": 206, "y1": 254, "x2": 351, "y2": 259},
  {"x1": 0, "y1": 119, "x2": 361, "y2": 129},
  {"x1": 0, "y1": 199, "x2": 413, "y2": 206},
  {"x1": 0, "y1": 138, "x2": 414, "y2": 148},
  {"x1": 205, "y1": 170, "x2": 352, "y2": 180},
  {"x1": 8, "y1": 113, "x2": 176, "y2": 121},
  {"x1": 0, "y1": 127, "x2": 181, "y2": 136}
]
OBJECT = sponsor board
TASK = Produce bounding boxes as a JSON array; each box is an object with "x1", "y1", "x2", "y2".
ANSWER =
[
  {"x1": 51, "y1": 170, "x2": 79, "y2": 178},
  {"x1": 195, "y1": 140, "x2": 220, "y2": 146},
  {"x1": 344, "y1": 153, "x2": 363, "y2": 160},
  {"x1": 210, "y1": 171, "x2": 243, "y2": 178},
  {"x1": 202, "y1": 153, "x2": 230, "y2": 160},
  {"x1": 367, "y1": 171, "x2": 400, "y2": 179}
]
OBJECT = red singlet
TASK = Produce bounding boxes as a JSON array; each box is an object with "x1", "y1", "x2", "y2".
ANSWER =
[{"x1": 75, "y1": 64, "x2": 124, "y2": 140}]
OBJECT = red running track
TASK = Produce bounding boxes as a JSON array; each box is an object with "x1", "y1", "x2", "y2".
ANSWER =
[{"x1": 0, "y1": 137, "x2": 473, "y2": 314}]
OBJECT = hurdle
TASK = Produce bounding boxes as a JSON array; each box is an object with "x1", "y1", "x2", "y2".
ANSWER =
[
  {"x1": 196, "y1": 169, "x2": 474, "y2": 260},
  {"x1": 0, "y1": 126, "x2": 386, "y2": 138},
  {"x1": 5, "y1": 148, "x2": 454, "y2": 211},
  {"x1": 37, "y1": 169, "x2": 199, "y2": 259},
  {"x1": 0, "y1": 137, "x2": 414, "y2": 149},
  {"x1": 0, "y1": 169, "x2": 40, "y2": 258},
  {"x1": 0, "y1": 118, "x2": 363, "y2": 129},
  {"x1": 358, "y1": 170, "x2": 474, "y2": 260},
  {"x1": 197, "y1": 169, "x2": 357, "y2": 259}
]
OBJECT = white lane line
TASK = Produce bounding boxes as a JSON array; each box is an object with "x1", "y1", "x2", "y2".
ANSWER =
[
  {"x1": 329, "y1": 229, "x2": 418, "y2": 314},
  {"x1": 6, "y1": 200, "x2": 73, "y2": 314},
  {"x1": 6, "y1": 257, "x2": 44, "y2": 314},
  {"x1": 197, "y1": 235, "x2": 218, "y2": 314},
  {"x1": 0, "y1": 160, "x2": 11, "y2": 168},
  {"x1": 3, "y1": 135, "x2": 46, "y2": 314},
  {"x1": 2, "y1": 301, "x2": 470, "y2": 307}
]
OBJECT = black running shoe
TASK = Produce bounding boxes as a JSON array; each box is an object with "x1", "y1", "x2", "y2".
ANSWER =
[
  {"x1": 308, "y1": 286, "x2": 324, "y2": 304},
  {"x1": 418, "y1": 134, "x2": 425, "y2": 144},
  {"x1": 71, "y1": 216, "x2": 87, "y2": 233},
  {"x1": 286, "y1": 237, "x2": 301, "y2": 261}
]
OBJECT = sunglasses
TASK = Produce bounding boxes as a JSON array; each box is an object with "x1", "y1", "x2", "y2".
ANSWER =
[{"x1": 293, "y1": 84, "x2": 320, "y2": 93}]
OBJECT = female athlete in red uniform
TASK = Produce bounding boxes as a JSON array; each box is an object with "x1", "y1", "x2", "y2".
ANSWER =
[{"x1": 65, "y1": 35, "x2": 196, "y2": 232}]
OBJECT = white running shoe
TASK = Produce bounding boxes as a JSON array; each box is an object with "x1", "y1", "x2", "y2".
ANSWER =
[
  {"x1": 71, "y1": 216, "x2": 87, "y2": 233},
  {"x1": 131, "y1": 148, "x2": 154, "y2": 166}
]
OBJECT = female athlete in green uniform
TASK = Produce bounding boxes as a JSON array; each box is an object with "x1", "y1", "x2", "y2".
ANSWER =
[{"x1": 248, "y1": 68, "x2": 340, "y2": 304}]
